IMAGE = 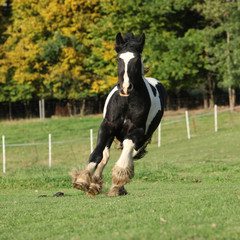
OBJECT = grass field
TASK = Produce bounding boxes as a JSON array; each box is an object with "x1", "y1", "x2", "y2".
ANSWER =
[{"x1": 1, "y1": 109, "x2": 240, "y2": 239}]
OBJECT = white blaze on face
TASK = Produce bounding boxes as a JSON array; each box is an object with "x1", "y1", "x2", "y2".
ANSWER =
[{"x1": 119, "y1": 52, "x2": 135, "y2": 94}]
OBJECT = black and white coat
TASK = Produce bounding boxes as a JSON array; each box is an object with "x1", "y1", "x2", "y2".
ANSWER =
[{"x1": 72, "y1": 33, "x2": 166, "y2": 196}]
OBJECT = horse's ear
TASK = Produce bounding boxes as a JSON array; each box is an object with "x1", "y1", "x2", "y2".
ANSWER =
[
  {"x1": 138, "y1": 33, "x2": 145, "y2": 53},
  {"x1": 115, "y1": 32, "x2": 125, "y2": 53}
]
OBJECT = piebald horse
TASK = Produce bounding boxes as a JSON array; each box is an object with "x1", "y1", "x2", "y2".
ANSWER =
[{"x1": 71, "y1": 33, "x2": 166, "y2": 196}]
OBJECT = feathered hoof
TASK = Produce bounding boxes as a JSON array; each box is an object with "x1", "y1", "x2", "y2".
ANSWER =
[
  {"x1": 86, "y1": 176, "x2": 103, "y2": 197},
  {"x1": 112, "y1": 165, "x2": 134, "y2": 186},
  {"x1": 73, "y1": 181, "x2": 89, "y2": 192},
  {"x1": 87, "y1": 183, "x2": 101, "y2": 197},
  {"x1": 71, "y1": 169, "x2": 91, "y2": 193},
  {"x1": 106, "y1": 186, "x2": 128, "y2": 197}
]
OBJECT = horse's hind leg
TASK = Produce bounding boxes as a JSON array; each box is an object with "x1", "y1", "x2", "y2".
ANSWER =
[
  {"x1": 107, "y1": 139, "x2": 135, "y2": 196},
  {"x1": 87, "y1": 147, "x2": 110, "y2": 196}
]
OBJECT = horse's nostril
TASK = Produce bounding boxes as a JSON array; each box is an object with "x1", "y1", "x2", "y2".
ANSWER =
[
  {"x1": 128, "y1": 83, "x2": 133, "y2": 92},
  {"x1": 120, "y1": 89, "x2": 125, "y2": 95}
]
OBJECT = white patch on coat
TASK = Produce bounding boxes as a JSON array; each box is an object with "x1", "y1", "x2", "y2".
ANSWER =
[
  {"x1": 143, "y1": 77, "x2": 161, "y2": 134},
  {"x1": 116, "y1": 139, "x2": 135, "y2": 169},
  {"x1": 86, "y1": 162, "x2": 97, "y2": 175},
  {"x1": 119, "y1": 52, "x2": 135, "y2": 94},
  {"x1": 94, "y1": 147, "x2": 110, "y2": 178},
  {"x1": 103, "y1": 86, "x2": 118, "y2": 118},
  {"x1": 101, "y1": 147, "x2": 110, "y2": 165},
  {"x1": 132, "y1": 149, "x2": 138, "y2": 158}
]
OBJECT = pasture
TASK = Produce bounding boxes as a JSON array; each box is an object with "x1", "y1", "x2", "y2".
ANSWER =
[{"x1": 1, "y1": 109, "x2": 240, "y2": 239}]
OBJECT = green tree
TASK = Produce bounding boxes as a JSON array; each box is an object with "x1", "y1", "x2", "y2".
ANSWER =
[
  {"x1": 195, "y1": 0, "x2": 240, "y2": 108},
  {"x1": 91, "y1": 0, "x2": 205, "y2": 96}
]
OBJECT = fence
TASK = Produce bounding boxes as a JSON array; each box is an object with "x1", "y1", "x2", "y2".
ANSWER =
[
  {"x1": 1, "y1": 89, "x2": 239, "y2": 120},
  {"x1": 1, "y1": 105, "x2": 240, "y2": 173}
]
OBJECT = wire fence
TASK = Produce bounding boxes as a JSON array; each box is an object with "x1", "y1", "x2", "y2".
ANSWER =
[{"x1": 1, "y1": 105, "x2": 240, "y2": 173}]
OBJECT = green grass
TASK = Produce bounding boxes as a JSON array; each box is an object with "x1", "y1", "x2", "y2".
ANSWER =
[{"x1": 0, "y1": 110, "x2": 240, "y2": 239}]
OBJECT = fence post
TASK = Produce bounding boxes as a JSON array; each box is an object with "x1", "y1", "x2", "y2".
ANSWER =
[
  {"x1": 49, "y1": 134, "x2": 52, "y2": 168},
  {"x1": 90, "y1": 129, "x2": 93, "y2": 153},
  {"x1": 185, "y1": 111, "x2": 191, "y2": 139},
  {"x1": 39, "y1": 99, "x2": 45, "y2": 120},
  {"x1": 158, "y1": 123, "x2": 161, "y2": 147},
  {"x1": 39, "y1": 100, "x2": 42, "y2": 119},
  {"x1": 42, "y1": 99, "x2": 45, "y2": 120},
  {"x1": 2, "y1": 136, "x2": 5, "y2": 173},
  {"x1": 214, "y1": 104, "x2": 218, "y2": 132}
]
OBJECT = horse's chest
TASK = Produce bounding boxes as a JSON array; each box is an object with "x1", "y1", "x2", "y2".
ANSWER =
[{"x1": 104, "y1": 83, "x2": 161, "y2": 134}]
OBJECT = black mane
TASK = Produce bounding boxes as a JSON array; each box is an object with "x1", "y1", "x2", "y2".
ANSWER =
[{"x1": 115, "y1": 32, "x2": 145, "y2": 53}]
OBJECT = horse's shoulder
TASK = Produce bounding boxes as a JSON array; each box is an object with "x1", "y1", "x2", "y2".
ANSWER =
[
  {"x1": 144, "y1": 77, "x2": 159, "y2": 86},
  {"x1": 144, "y1": 77, "x2": 166, "y2": 103},
  {"x1": 144, "y1": 77, "x2": 164, "y2": 90}
]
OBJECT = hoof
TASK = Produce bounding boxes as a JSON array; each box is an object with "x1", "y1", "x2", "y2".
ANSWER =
[
  {"x1": 87, "y1": 183, "x2": 101, "y2": 197},
  {"x1": 71, "y1": 169, "x2": 91, "y2": 193},
  {"x1": 106, "y1": 186, "x2": 128, "y2": 197},
  {"x1": 86, "y1": 176, "x2": 103, "y2": 197},
  {"x1": 73, "y1": 181, "x2": 89, "y2": 192}
]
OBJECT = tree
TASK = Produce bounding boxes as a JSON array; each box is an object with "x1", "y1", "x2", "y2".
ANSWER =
[
  {"x1": 195, "y1": 0, "x2": 240, "y2": 108},
  {"x1": 0, "y1": 0, "x2": 104, "y2": 108}
]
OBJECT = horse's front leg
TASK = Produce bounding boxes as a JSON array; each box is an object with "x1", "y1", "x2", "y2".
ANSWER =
[
  {"x1": 71, "y1": 121, "x2": 113, "y2": 196},
  {"x1": 106, "y1": 139, "x2": 134, "y2": 196},
  {"x1": 107, "y1": 128, "x2": 144, "y2": 197},
  {"x1": 87, "y1": 145, "x2": 111, "y2": 196}
]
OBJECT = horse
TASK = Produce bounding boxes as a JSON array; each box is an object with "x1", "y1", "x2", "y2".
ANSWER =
[{"x1": 71, "y1": 32, "x2": 166, "y2": 197}]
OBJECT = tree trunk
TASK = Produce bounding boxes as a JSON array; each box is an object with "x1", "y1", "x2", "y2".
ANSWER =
[
  {"x1": 228, "y1": 87, "x2": 235, "y2": 110},
  {"x1": 24, "y1": 101, "x2": 30, "y2": 118},
  {"x1": 203, "y1": 90, "x2": 208, "y2": 109},
  {"x1": 8, "y1": 101, "x2": 12, "y2": 120},
  {"x1": 80, "y1": 99, "x2": 86, "y2": 117},
  {"x1": 73, "y1": 101, "x2": 77, "y2": 116},
  {"x1": 207, "y1": 73, "x2": 214, "y2": 108},
  {"x1": 67, "y1": 102, "x2": 72, "y2": 116},
  {"x1": 232, "y1": 88, "x2": 236, "y2": 108},
  {"x1": 226, "y1": 27, "x2": 234, "y2": 109}
]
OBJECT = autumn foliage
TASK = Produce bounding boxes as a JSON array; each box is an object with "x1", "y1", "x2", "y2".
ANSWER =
[{"x1": 0, "y1": 0, "x2": 240, "y2": 106}]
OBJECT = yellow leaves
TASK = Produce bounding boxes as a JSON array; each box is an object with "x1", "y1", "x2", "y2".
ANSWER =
[
  {"x1": 106, "y1": 75, "x2": 117, "y2": 87},
  {"x1": 0, "y1": 0, "x2": 6, "y2": 6},
  {"x1": 91, "y1": 80, "x2": 104, "y2": 94},
  {"x1": 90, "y1": 75, "x2": 117, "y2": 94},
  {"x1": 102, "y1": 41, "x2": 115, "y2": 61},
  {"x1": 39, "y1": 0, "x2": 100, "y2": 33},
  {"x1": 0, "y1": 0, "x2": 116, "y2": 99},
  {"x1": 61, "y1": 47, "x2": 78, "y2": 65}
]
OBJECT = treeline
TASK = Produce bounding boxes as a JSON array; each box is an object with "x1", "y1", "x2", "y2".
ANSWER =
[{"x1": 0, "y1": 0, "x2": 240, "y2": 110}]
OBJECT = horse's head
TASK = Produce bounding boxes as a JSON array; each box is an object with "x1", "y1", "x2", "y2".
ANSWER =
[{"x1": 115, "y1": 32, "x2": 145, "y2": 97}]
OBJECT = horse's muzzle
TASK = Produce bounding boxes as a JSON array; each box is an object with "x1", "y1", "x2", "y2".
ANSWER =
[{"x1": 117, "y1": 83, "x2": 133, "y2": 97}]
